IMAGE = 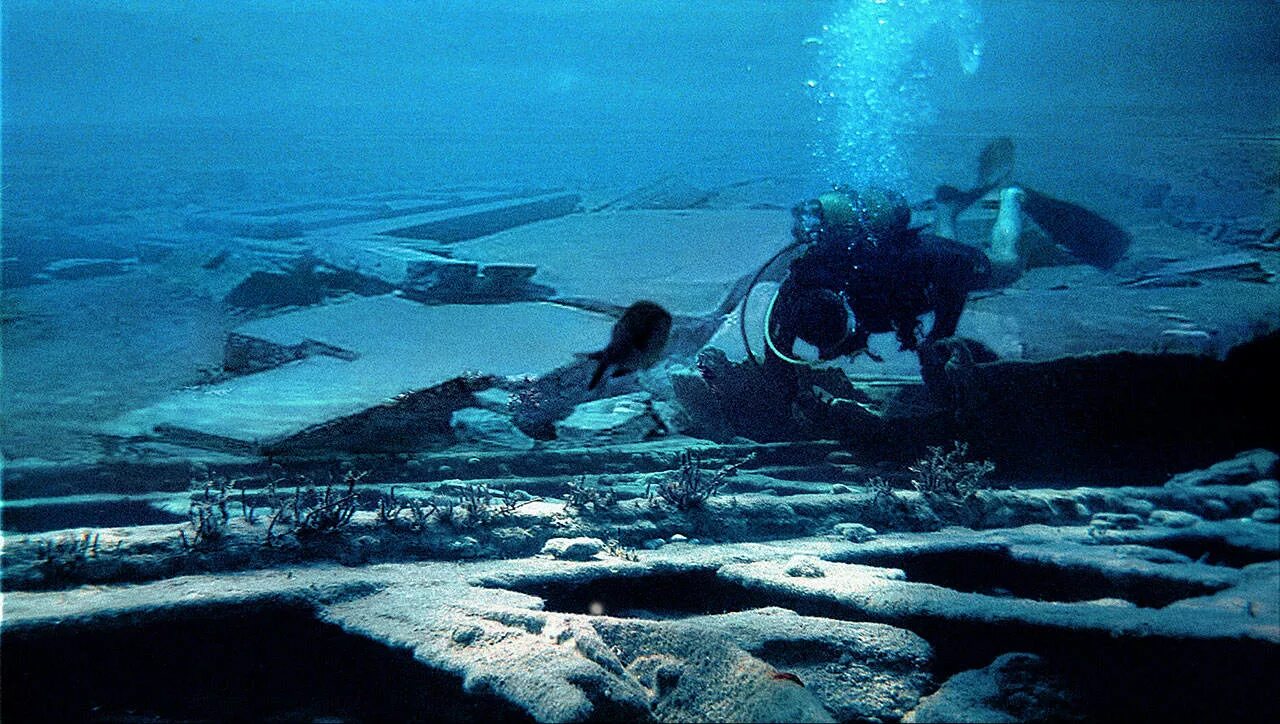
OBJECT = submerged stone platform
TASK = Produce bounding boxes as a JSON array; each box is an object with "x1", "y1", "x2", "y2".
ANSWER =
[
  {"x1": 107, "y1": 296, "x2": 615, "y2": 454},
  {"x1": 3, "y1": 449, "x2": 1277, "y2": 722},
  {"x1": 447, "y1": 209, "x2": 794, "y2": 316},
  {"x1": 186, "y1": 188, "x2": 578, "y2": 241}
]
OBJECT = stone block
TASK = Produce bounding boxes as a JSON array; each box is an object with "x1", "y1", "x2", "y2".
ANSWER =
[
  {"x1": 450, "y1": 408, "x2": 535, "y2": 451},
  {"x1": 108, "y1": 296, "x2": 616, "y2": 454},
  {"x1": 1166, "y1": 449, "x2": 1280, "y2": 488},
  {"x1": 554, "y1": 392, "x2": 662, "y2": 445},
  {"x1": 40, "y1": 258, "x2": 134, "y2": 280},
  {"x1": 540, "y1": 537, "x2": 604, "y2": 561}
]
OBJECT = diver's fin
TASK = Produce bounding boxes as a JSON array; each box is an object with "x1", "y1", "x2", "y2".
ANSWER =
[
  {"x1": 1019, "y1": 187, "x2": 1131, "y2": 269},
  {"x1": 934, "y1": 184, "x2": 981, "y2": 239},
  {"x1": 587, "y1": 354, "x2": 610, "y2": 390},
  {"x1": 976, "y1": 137, "x2": 1015, "y2": 190},
  {"x1": 934, "y1": 138, "x2": 1017, "y2": 236}
]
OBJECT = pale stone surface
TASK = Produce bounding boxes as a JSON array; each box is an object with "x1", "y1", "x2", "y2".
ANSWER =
[
  {"x1": 41, "y1": 257, "x2": 135, "y2": 280},
  {"x1": 541, "y1": 537, "x2": 605, "y2": 561},
  {"x1": 834, "y1": 522, "x2": 878, "y2": 542},
  {"x1": 554, "y1": 392, "x2": 662, "y2": 445},
  {"x1": 106, "y1": 297, "x2": 615, "y2": 453},
  {"x1": 448, "y1": 209, "x2": 794, "y2": 316},
  {"x1": 1166, "y1": 449, "x2": 1280, "y2": 487},
  {"x1": 1149, "y1": 509, "x2": 1203, "y2": 528},
  {"x1": 784, "y1": 555, "x2": 826, "y2": 578},
  {"x1": 450, "y1": 408, "x2": 535, "y2": 451}
]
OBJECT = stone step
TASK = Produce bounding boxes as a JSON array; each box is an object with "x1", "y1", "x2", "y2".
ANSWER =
[
  {"x1": 0, "y1": 439, "x2": 841, "y2": 500},
  {"x1": 376, "y1": 192, "x2": 582, "y2": 245}
]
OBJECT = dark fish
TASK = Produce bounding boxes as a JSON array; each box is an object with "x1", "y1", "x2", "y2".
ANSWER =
[
  {"x1": 935, "y1": 137, "x2": 1016, "y2": 235},
  {"x1": 771, "y1": 671, "x2": 805, "y2": 687},
  {"x1": 585, "y1": 301, "x2": 672, "y2": 390}
]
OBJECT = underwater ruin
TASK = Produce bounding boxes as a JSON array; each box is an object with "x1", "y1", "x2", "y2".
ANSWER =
[{"x1": 3, "y1": 1, "x2": 1278, "y2": 722}]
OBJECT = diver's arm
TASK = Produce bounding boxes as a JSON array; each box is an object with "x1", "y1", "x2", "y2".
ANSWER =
[{"x1": 926, "y1": 287, "x2": 966, "y2": 342}]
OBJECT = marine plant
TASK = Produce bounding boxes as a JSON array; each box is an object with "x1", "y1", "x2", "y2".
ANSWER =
[
  {"x1": 292, "y1": 470, "x2": 364, "y2": 537},
  {"x1": 35, "y1": 531, "x2": 99, "y2": 583},
  {"x1": 263, "y1": 469, "x2": 366, "y2": 543},
  {"x1": 908, "y1": 441, "x2": 994, "y2": 499},
  {"x1": 431, "y1": 482, "x2": 539, "y2": 530},
  {"x1": 867, "y1": 474, "x2": 898, "y2": 505},
  {"x1": 181, "y1": 477, "x2": 236, "y2": 551},
  {"x1": 462, "y1": 482, "x2": 537, "y2": 526},
  {"x1": 651, "y1": 449, "x2": 755, "y2": 510},
  {"x1": 603, "y1": 537, "x2": 640, "y2": 562},
  {"x1": 377, "y1": 485, "x2": 439, "y2": 531},
  {"x1": 564, "y1": 475, "x2": 619, "y2": 513}
]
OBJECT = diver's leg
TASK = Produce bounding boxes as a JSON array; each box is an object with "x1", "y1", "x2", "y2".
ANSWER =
[
  {"x1": 988, "y1": 186, "x2": 1027, "y2": 287},
  {"x1": 925, "y1": 289, "x2": 966, "y2": 343}
]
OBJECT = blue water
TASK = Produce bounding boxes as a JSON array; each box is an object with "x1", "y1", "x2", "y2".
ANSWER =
[{"x1": 5, "y1": 1, "x2": 1275, "y2": 229}]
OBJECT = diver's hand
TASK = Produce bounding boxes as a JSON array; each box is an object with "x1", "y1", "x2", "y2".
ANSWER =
[
  {"x1": 826, "y1": 330, "x2": 881, "y2": 363},
  {"x1": 855, "y1": 347, "x2": 884, "y2": 363}
]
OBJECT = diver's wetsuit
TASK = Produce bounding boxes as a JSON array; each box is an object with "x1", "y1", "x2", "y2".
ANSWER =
[{"x1": 769, "y1": 228, "x2": 992, "y2": 360}]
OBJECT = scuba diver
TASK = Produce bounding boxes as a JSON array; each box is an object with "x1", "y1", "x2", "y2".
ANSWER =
[
  {"x1": 744, "y1": 185, "x2": 992, "y2": 366},
  {"x1": 741, "y1": 138, "x2": 1131, "y2": 367}
]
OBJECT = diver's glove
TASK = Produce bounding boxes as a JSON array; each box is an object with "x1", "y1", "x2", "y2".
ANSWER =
[{"x1": 824, "y1": 329, "x2": 883, "y2": 363}]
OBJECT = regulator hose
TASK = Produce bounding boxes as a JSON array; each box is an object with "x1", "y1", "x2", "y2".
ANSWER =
[
  {"x1": 739, "y1": 240, "x2": 806, "y2": 365},
  {"x1": 761, "y1": 287, "x2": 813, "y2": 366}
]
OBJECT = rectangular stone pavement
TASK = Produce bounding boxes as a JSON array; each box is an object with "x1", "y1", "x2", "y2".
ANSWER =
[
  {"x1": 107, "y1": 296, "x2": 616, "y2": 454},
  {"x1": 446, "y1": 209, "x2": 795, "y2": 317},
  {"x1": 185, "y1": 188, "x2": 568, "y2": 239}
]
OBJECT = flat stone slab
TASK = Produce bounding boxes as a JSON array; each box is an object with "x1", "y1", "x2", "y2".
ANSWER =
[
  {"x1": 295, "y1": 191, "x2": 579, "y2": 249},
  {"x1": 446, "y1": 209, "x2": 794, "y2": 317},
  {"x1": 108, "y1": 296, "x2": 615, "y2": 453},
  {"x1": 554, "y1": 392, "x2": 662, "y2": 445},
  {"x1": 184, "y1": 189, "x2": 535, "y2": 239}
]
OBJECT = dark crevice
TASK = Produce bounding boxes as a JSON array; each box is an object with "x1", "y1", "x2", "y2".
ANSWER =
[
  {"x1": 1, "y1": 604, "x2": 532, "y2": 723},
  {"x1": 2, "y1": 499, "x2": 187, "y2": 533},
  {"x1": 839, "y1": 548, "x2": 1229, "y2": 608},
  {"x1": 491, "y1": 568, "x2": 1275, "y2": 721},
  {"x1": 508, "y1": 569, "x2": 775, "y2": 620},
  {"x1": 1135, "y1": 535, "x2": 1278, "y2": 568},
  {"x1": 755, "y1": 588, "x2": 1278, "y2": 722}
]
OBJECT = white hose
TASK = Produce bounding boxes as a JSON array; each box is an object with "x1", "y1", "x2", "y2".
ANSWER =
[{"x1": 762, "y1": 287, "x2": 821, "y2": 367}]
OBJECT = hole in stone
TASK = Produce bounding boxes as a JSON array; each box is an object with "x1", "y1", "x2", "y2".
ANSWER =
[
  {"x1": 499, "y1": 566, "x2": 1273, "y2": 722},
  {"x1": 505, "y1": 570, "x2": 775, "y2": 620},
  {"x1": 844, "y1": 548, "x2": 1230, "y2": 608},
  {"x1": 1137, "y1": 535, "x2": 1276, "y2": 568},
  {"x1": 1, "y1": 604, "x2": 531, "y2": 723},
  {"x1": 1, "y1": 499, "x2": 187, "y2": 534}
]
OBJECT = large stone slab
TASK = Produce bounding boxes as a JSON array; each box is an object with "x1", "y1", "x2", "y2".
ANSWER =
[
  {"x1": 109, "y1": 296, "x2": 616, "y2": 453},
  {"x1": 184, "y1": 189, "x2": 532, "y2": 239},
  {"x1": 378, "y1": 192, "x2": 581, "y2": 245},
  {"x1": 446, "y1": 209, "x2": 794, "y2": 317}
]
